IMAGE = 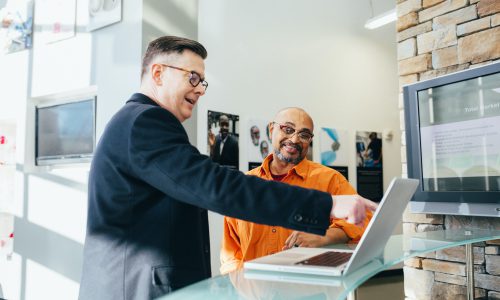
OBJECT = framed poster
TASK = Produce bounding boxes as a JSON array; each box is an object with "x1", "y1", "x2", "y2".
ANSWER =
[
  {"x1": 38, "y1": 0, "x2": 76, "y2": 44},
  {"x1": 208, "y1": 110, "x2": 239, "y2": 170},
  {"x1": 356, "y1": 131, "x2": 382, "y2": 168},
  {"x1": 0, "y1": 0, "x2": 33, "y2": 53},
  {"x1": 247, "y1": 118, "x2": 271, "y2": 164},
  {"x1": 356, "y1": 131, "x2": 383, "y2": 201},
  {"x1": 87, "y1": 0, "x2": 121, "y2": 32}
]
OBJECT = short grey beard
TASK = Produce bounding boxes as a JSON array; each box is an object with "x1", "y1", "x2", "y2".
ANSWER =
[{"x1": 274, "y1": 148, "x2": 304, "y2": 165}]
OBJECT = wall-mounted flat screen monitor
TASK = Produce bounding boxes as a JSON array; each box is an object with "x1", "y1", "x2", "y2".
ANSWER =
[
  {"x1": 35, "y1": 97, "x2": 96, "y2": 166},
  {"x1": 404, "y1": 62, "x2": 500, "y2": 217}
]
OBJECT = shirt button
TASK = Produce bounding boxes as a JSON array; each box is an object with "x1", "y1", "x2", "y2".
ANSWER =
[
  {"x1": 294, "y1": 214, "x2": 303, "y2": 222},
  {"x1": 272, "y1": 228, "x2": 277, "y2": 233}
]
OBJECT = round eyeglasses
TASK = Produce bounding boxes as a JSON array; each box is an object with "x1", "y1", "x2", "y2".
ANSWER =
[
  {"x1": 272, "y1": 122, "x2": 314, "y2": 143},
  {"x1": 159, "y1": 64, "x2": 208, "y2": 91}
]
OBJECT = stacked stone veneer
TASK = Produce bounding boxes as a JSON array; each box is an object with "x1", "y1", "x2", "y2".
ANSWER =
[{"x1": 396, "y1": 0, "x2": 500, "y2": 299}]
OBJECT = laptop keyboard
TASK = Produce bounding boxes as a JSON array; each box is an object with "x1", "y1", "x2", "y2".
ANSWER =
[{"x1": 296, "y1": 251, "x2": 352, "y2": 267}]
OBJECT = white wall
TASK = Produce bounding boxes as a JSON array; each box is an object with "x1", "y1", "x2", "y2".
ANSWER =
[
  {"x1": 197, "y1": 0, "x2": 400, "y2": 275},
  {"x1": 0, "y1": 0, "x2": 143, "y2": 299}
]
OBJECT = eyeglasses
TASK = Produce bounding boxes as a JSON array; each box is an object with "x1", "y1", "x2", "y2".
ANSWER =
[
  {"x1": 159, "y1": 64, "x2": 208, "y2": 91},
  {"x1": 272, "y1": 122, "x2": 314, "y2": 143}
]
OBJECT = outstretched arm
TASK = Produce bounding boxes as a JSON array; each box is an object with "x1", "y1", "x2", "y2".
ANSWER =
[{"x1": 330, "y1": 195, "x2": 377, "y2": 226}]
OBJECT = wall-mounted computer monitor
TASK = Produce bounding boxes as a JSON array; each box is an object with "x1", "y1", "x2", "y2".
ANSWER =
[
  {"x1": 35, "y1": 97, "x2": 96, "y2": 166},
  {"x1": 404, "y1": 61, "x2": 500, "y2": 217}
]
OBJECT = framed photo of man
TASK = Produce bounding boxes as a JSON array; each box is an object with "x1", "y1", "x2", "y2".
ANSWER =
[{"x1": 207, "y1": 110, "x2": 239, "y2": 170}]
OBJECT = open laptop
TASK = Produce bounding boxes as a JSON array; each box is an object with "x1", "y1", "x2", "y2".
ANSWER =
[{"x1": 244, "y1": 177, "x2": 419, "y2": 276}]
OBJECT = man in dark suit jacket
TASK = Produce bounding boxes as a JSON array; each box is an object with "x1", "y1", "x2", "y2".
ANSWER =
[
  {"x1": 79, "y1": 36, "x2": 377, "y2": 300},
  {"x1": 209, "y1": 114, "x2": 239, "y2": 169}
]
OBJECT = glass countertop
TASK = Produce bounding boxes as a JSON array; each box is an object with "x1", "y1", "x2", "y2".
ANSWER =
[{"x1": 159, "y1": 229, "x2": 500, "y2": 300}]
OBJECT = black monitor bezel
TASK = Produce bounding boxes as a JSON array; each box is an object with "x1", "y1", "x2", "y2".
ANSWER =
[{"x1": 404, "y1": 61, "x2": 500, "y2": 207}]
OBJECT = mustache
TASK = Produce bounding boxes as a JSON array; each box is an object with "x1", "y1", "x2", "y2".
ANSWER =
[{"x1": 280, "y1": 140, "x2": 303, "y2": 152}]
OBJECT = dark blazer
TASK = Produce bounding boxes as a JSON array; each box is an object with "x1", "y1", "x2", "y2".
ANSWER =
[
  {"x1": 210, "y1": 134, "x2": 239, "y2": 169},
  {"x1": 79, "y1": 93, "x2": 333, "y2": 300}
]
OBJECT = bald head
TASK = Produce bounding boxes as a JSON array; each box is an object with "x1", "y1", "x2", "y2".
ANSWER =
[{"x1": 274, "y1": 107, "x2": 314, "y2": 131}]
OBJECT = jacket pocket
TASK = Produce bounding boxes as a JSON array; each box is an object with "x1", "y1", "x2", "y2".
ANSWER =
[
  {"x1": 151, "y1": 266, "x2": 174, "y2": 298},
  {"x1": 151, "y1": 265, "x2": 201, "y2": 298}
]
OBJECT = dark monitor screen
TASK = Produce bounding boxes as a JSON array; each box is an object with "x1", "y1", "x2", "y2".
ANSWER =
[
  {"x1": 404, "y1": 61, "x2": 500, "y2": 217},
  {"x1": 36, "y1": 98, "x2": 95, "y2": 165}
]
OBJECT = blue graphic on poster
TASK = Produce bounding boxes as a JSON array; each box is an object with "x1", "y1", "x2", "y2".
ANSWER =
[{"x1": 320, "y1": 127, "x2": 348, "y2": 166}]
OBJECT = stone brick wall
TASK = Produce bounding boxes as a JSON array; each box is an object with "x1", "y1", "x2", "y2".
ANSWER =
[{"x1": 396, "y1": 0, "x2": 500, "y2": 299}]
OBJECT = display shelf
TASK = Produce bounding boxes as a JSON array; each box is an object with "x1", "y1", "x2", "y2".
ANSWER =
[{"x1": 159, "y1": 229, "x2": 500, "y2": 300}]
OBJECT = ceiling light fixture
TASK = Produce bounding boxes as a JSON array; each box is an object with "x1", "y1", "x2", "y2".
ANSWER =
[{"x1": 365, "y1": 8, "x2": 397, "y2": 29}]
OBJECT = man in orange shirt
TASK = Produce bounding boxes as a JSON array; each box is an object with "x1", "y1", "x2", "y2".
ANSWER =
[{"x1": 220, "y1": 107, "x2": 374, "y2": 274}]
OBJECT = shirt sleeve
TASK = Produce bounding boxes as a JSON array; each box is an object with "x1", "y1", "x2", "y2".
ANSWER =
[
  {"x1": 220, "y1": 217, "x2": 244, "y2": 274},
  {"x1": 327, "y1": 172, "x2": 373, "y2": 242},
  {"x1": 329, "y1": 210, "x2": 374, "y2": 241}
]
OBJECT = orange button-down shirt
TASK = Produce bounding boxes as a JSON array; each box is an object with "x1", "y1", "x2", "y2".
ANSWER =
[{"x1": 220, "y1": 156, "x2": 373, "y2": 274}]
